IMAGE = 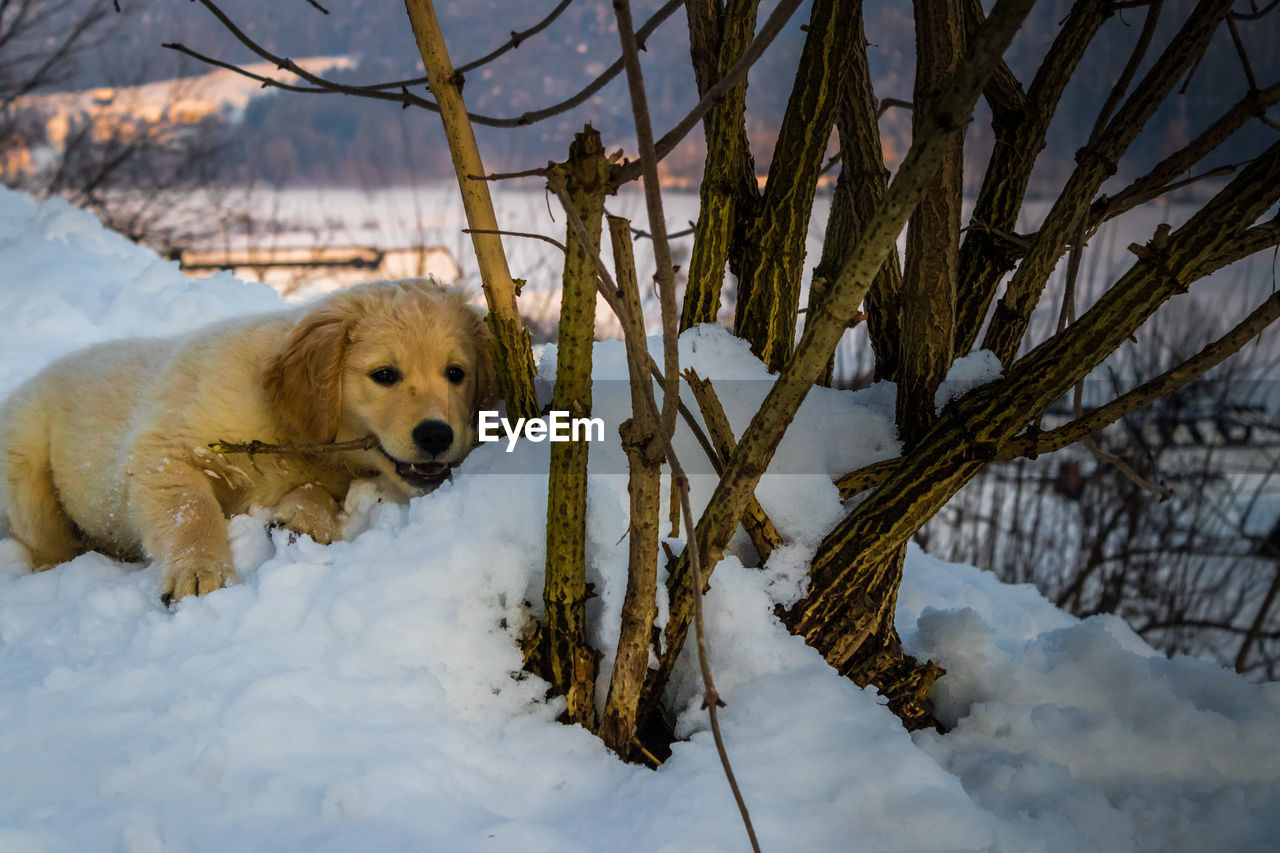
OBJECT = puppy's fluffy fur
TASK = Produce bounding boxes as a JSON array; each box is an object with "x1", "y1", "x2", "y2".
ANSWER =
[{"x1": 0, "y1": 278, "x2": 495, "y2": 602}]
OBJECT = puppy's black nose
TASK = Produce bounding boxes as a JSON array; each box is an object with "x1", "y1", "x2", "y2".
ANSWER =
[{"x1": 412, "y1": 419, "x2": 454, "y2": 456}]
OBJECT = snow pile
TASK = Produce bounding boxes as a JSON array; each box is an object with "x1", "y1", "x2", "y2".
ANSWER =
[{"x1": 1, "y1": 185, "x2": 1278, "y2": 852}]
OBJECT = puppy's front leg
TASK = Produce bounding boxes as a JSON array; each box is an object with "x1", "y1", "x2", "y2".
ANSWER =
[
  {"x1": 130, "y1": 465, "x2": 238, "y2": 604},
  {"x1": 270, "y1": 483, "x2": 342, "y2": 545}
]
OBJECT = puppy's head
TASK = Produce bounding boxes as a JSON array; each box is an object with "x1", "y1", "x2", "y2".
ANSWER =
[{"x1": 264, "y1": 279, "x2": 496, "y2": 492}]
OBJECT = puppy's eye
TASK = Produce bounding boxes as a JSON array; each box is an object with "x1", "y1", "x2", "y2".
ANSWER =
[
  {"x1": 369, "y1": 366, "x2": 402, "y2": 386},
  {"x1": 445, "y1": 366, "x2": 466, "y2": 385}
]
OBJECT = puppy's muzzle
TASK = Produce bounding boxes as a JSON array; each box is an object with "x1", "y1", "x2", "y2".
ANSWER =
[{"x1": 412, "y1": 419, "x2": 454, "y2": 457}]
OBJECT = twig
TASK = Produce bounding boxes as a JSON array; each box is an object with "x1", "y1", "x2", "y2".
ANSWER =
[
  {"x1": 1231, "y1": 0, "x2": 1280, "y2": 19},
  {"x1": 613, "y1": 0, "x2": 681, "y2": 440},
  {"x1": 1224, "y1": 12, "x2": 1259, "y2": 93},
  {"x1": 877, "y1": 97, "x2": 913, "y2": 117},
  {"x1": 302, "y1": 0, "x2": 329, "y2": 13},
  {"x1": 606, "y1": 208, "x2": 697, "y2": 241},
  {"x1": 469, "y1": 166, "x2": 553, "y2": 182},
  {"x1": 1087, "y1": 0, "x2": 1163, "y2": 143},
  {"x1": 1236, "y1": 560, "x2": 1280, "y2": 673},
  {"x1": 457, "y1": 0, "x2": 573, "y2": 74},
  {"x1": 1060, "y1": 211, "x2": 1172, "y2": 498},
  {"x1": 463, "y1": 227, "x2": 567, "y2": 252},
  {"x1": 819, "y1": 150, "x2": 843, "y2": 177},
  {"x1": 208, "y1": 435, "x2": 380, "y2": 455}
]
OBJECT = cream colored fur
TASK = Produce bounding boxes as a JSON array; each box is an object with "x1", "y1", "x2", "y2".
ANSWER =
[{"x1": 0, "y1": 278, "x2": 496, "y2": 602}]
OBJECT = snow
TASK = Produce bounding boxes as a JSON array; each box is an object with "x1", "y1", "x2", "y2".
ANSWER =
[
  {"x1": 1, "y1": 184, "x2": 1278, "y2": 852},
  {"x1": 935, "y1": 349, "x2": 1003, "y2": 413}
]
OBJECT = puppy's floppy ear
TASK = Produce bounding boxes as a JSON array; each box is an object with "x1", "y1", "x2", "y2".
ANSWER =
[
  {"x1": 456, "y1": 297, "x2": 498, "y2": 412},
  {"x1": 263, "y1": 301, "x2": 350, "y2": 443}
]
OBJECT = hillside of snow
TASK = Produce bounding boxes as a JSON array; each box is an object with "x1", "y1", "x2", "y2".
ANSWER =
[{"x1": 1, "y1": 185, "x2": 1278, "y2": 852}]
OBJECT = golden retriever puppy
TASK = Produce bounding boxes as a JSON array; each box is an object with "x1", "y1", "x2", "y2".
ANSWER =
[{"x1": 0, "y1": 278, "x2": 495, "y2": 603}]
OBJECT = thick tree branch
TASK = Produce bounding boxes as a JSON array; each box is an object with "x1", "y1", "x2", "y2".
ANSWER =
[
  {"x1": 963, "y1": 0, "x2": 1027, "y2": 122},
  {"x1": 732, "y1": 0, "x2": 858, "y2": 372},
  {"x1": 683, "y1": 370, "x2": 783, "y2": 562},
  {"x1": 896, "y1": 0, "x2": 965, "y2": 446},
  {"x1": 548, "y1": 165, "x2": 761, "y2": 853},
  {"x1": 679, "y1": 0, "x2": 761, "y2": 329},
  {"x1": 599, "y1": 215, "x2": 663, "y2": 760},
  {"x1": 817, "y1": 7, "x2": 900, "y2": 383}
]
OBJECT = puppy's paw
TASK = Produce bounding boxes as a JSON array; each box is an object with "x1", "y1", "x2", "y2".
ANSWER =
[
  {"x1": 270, "y1": 485, "x2": 342, "y2": 545},
  {"x1": 161, "y1": 564, "x2": 238, "y2": 606}
]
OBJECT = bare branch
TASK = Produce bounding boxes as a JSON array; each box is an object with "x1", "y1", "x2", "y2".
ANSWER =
[
  {"x1": 469, "y1": 166, "x2": 553, "y2": 182},
  {"x1": 175, "y1": 0, "x2": 685, "y2": 129},
  {"x1": 1087, "y1": 0, "x2": 1163, "y2": 144},
  {"x1": 457, "y1": 0, "x2": 572, "y2": 74},
  {"x1": 963, "y1": 0, "x2": 1027, "y2": 121},
  {"x1": 1231, "y1": 0, "x2": 1279, "y2": 19},
  {"x1": 208, "y1": 435, "x2": 380, "y2": 456},
  {"x1": 1237, "y1": 563, "x2": 1280, "y2": 673},
  {"x1": 1223, "y1": 12, "x2": 1259, "y2": 92},
  {"x1": 612, "y1": 0, "x2": 681, "y2": 443},
  {"x1": 463, "y1": 227, "x2": 566, "y2": 253},
  {"x1": 877, "y1": 97, "x2": 913, "y2": 117}
]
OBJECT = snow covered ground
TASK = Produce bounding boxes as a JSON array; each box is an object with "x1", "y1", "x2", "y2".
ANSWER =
[{"x1": 1, "y1": 185, "x2": 1278, "y2": 852}]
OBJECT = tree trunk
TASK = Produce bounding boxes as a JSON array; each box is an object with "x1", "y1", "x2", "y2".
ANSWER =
[
  {"x1": 896, "y1": 0, "x2": 964, "y2": 447},
  {"x1": 810, "y1": 7, "x2": 901, "y2": 385},
  {"x1": 599, "y1": 215, "x2": 664, "y2": 756},
  {"x1": 538, "y1": 127, "x2": 609, "y2": 729},
  {"x1": 731, "y1": 0, "x2": 858, "y2": 372},
  {"x1": 679, "y1": 0, "x2": 761, "y2": 330}
]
